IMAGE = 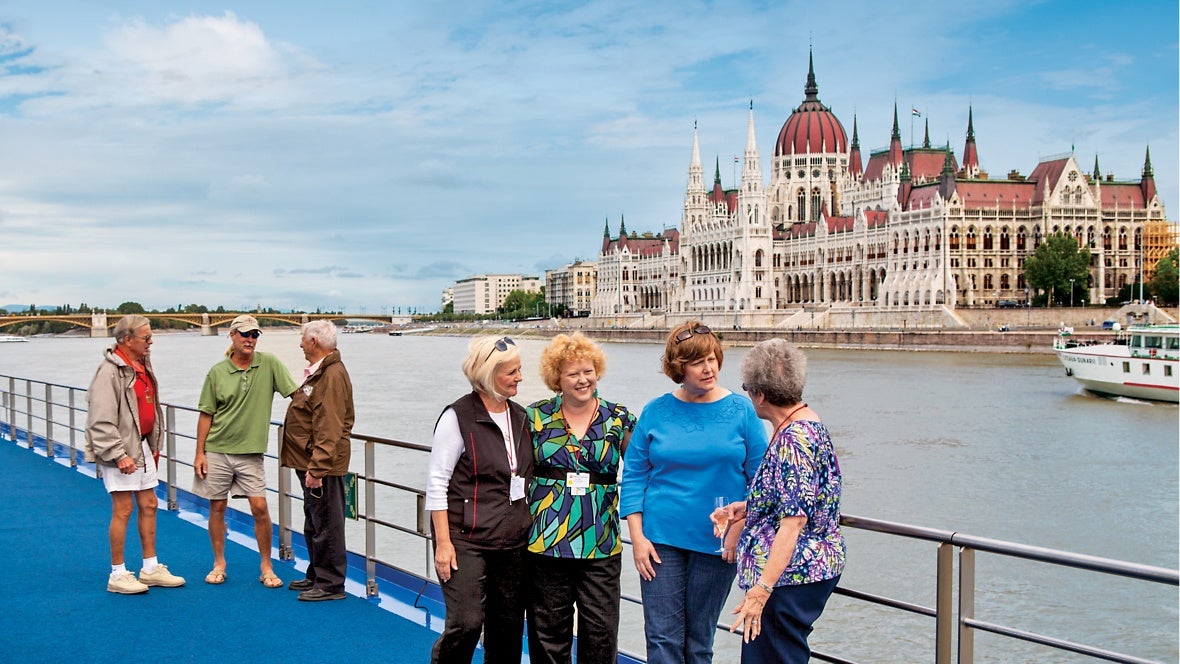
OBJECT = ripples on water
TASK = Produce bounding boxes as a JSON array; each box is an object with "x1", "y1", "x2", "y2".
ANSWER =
[{"x1": 2, "y1": 330, "x2": 1176, "y2": 662}]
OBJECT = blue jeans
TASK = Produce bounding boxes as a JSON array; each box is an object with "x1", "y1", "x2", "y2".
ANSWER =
[{"x1": 639, "y1": 543, "x2": 735, "y2": 664}]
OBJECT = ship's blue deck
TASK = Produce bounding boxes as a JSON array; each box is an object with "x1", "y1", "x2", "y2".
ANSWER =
[{"x1": 0, "y1": 435, "x2": 472, "y2": 663}]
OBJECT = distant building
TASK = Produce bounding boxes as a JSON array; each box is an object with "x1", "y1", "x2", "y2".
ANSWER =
[
  {"x1": 545, "y1": 260, "x2": 597, "y2": 317},
  {"x1": 592, "y1": 51, "x2": 1167, "y2": 323},
  {"x1": 441, "y1": 287, "x2": 453, "y2": 311},
  {"x1": 591, "y1": 218, "x2": 680, "y2": 317},
  {"x1": 451, "y1": 274, "x2": 542, "y2": 315}
]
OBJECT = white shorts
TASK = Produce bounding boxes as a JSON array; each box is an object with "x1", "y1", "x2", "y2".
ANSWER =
[{"x1": 101, "y1": 440, "x2": 160, "y2": 494}]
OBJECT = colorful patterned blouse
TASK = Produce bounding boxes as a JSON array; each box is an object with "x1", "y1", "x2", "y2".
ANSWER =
[
  {"x1": 526, "y1": 394, "x2": 636, "y2": 558},
  {"x1": 736, "y1": 419, "x2": 846, "y2": 589}
]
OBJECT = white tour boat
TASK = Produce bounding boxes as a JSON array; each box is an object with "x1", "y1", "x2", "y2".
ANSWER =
[
  {"x1": 0, "y1": 335, "x2": 28, "y2": 343},
  {"x1": 1054, "y1": 324, "x2": 1179, "y2": 402}
]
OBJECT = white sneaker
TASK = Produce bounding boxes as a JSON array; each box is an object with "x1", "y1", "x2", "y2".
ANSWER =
[
  {"x1": 108, "y1": 571, "x2": 149, "y2": 594},
  {"x1": 139, "y1": 564, "x2": 185, "y2": 588}
]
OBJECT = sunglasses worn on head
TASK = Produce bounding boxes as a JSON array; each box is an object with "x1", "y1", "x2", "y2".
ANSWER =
[
  {"x1": 237, "y1": 330, "x2": 261, "y2": 339},
  {"x1": 483, "y1": 336, "x2": 515, "y2": 363},
  {"x1": 674, "y1": 324, "x2": 711, "y2": 344}
]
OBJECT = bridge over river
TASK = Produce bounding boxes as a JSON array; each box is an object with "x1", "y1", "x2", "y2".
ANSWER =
[{"x1": 0, "y1": 312, "x2": 397, "y2": 337}]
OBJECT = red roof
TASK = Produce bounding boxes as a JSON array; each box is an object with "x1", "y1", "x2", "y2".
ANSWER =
[
  {"x1": 863, "y1": 152, "x2": 893, "y2": 182},
  {"x1": 1028, "y1": 158, "x2": 1069, "y2": 205},
  {"x1": 907, "y1": 150, "x2": 955, "y2": 182},
  {"x1": 954, "y1": 181, "x2": 1035, "y2": 209},
  {"x1": 825, "y1": 215, "x2": 854, "y2": 233},
  {"x1": 906, "y1": 184, "x2": 942, "y2": 209},
  {"x1": 1097, "y1": 183, "x2": 1148, "y2": 210},
  {"x1": 864, "y1": 210, "x2": 889, "y2": 228}
]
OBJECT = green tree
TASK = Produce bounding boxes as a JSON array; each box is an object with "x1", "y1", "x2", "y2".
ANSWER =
[
  {"x1": 116, "y1": 301, "x2": 145, "y2": 314},
  {"x1": 498, "y1": 289, "x2": 547, "y2": 320},
  {"x1": 1150, "y1": 247, "x2": 1179, "y2": 306},
  {"x1": 1023, "y1": 233, "x2": 1090, "y2": 306}
]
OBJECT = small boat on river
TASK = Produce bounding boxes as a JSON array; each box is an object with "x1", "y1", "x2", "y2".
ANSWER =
[
  {"x1": 1054, "y1": 324, "x2": 1179, "y2": 402},
  {"x1": 0, "y1": 335, "x2": 28, "y2": 343}
]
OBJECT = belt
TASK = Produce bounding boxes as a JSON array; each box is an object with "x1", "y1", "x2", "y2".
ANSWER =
[{"x1": 533, "y1": 465, "x2": 618, "y2": 486}]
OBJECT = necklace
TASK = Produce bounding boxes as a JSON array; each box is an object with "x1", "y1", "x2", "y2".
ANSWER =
[{"x1": 774, "y1": 402, "x2": 808, "y2": 437}]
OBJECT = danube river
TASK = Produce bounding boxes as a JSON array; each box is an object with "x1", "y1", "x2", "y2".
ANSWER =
[{"x1": 2, "y1": 330, "x2": 1176, "y2": 662}]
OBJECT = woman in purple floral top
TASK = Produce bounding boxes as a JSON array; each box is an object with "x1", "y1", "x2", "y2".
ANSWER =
[{"x1": 711, "y1": 339, "x2": 845, "y2": 664}]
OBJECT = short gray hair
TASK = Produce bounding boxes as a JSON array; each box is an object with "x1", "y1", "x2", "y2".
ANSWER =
[
  {"x1": 113, "y1": 314, "x2": 151, "y2": 343},
  {"x1": 740, "y1": 338, "x2": 807, "y2": 407},
  {"x1": 301, "y1": 320, "x2": 338, "y2": 349}
]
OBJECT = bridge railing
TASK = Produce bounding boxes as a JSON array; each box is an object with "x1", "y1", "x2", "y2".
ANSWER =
[{"x1": 2, "y1": 374, "x2": 1176, "y2": 664}]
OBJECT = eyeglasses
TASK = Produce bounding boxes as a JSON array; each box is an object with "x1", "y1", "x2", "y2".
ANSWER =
[
  {"x1": 130, "y1": 335, "x2": 152, "y2": 342},
  {"x1": 483, "y1": 336, "x2": 515, "y2": 362},
  {"x1": 236, "y1": 330, "x2": 262, "y2": 339},
  {"x1": 674, "y1": 324, "x2": 712, "y2": 344}
]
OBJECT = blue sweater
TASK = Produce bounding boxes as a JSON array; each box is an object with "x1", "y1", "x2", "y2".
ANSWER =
[{"x1": 620, "y1": 392, "x2": 769, "y2": 554}]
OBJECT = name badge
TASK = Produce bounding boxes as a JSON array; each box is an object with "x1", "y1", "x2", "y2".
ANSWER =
[
  {"x1": 510, "y1": 474, "x2": 526, "y2": 502},
  {"x1": 567, "y1": 472, "x2": 590, "y2": 496}
]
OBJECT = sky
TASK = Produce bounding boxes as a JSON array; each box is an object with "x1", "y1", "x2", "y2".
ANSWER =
[{"x1": 0, "y1": 0, "x2": 1175, "y2": 314}]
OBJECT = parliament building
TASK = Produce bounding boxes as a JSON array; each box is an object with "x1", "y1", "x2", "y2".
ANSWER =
[{"x1": 590, "y1": 54, "x2": 1169, "y2": 327}]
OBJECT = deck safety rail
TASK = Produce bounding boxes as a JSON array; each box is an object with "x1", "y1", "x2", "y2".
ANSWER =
[{"x1": 2, "y1": 374, "x2": 1177, "y2": 664}]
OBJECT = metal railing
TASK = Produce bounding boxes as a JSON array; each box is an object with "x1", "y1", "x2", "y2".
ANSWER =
[{"x1": 2, "y1": 374, "x2": 1176, "y2": 663}]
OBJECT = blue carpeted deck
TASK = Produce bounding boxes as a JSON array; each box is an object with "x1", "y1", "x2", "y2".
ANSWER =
[{"x1": 0, "y1": 437, "x2": 447, "y2": 663}]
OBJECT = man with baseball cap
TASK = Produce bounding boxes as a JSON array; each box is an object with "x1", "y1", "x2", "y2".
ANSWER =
[{"x1": 193, "y1": 314, "x2": 298, "y2": 588}]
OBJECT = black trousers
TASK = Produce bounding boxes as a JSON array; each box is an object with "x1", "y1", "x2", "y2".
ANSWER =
[
  {"x1": 742, "y1": 575, "x2": 840, "y2": 664},
  {"x1": 297, "y1": 471, "x2": 347, "y2": 594},
  {"x1": 525, "y1": 552, "x2": 621, "y2": 664},
  {"x1": 431, "y1": 543, "x2": 524, "y2": 664}
]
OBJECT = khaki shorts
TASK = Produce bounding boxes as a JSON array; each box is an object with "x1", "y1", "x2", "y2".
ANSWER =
[
  {"x1": 193, "y1": 452, "x2": 267, "y2": 500},
  {"x1": 101, "y1": 440, "x2": 159, "y2": 494}
]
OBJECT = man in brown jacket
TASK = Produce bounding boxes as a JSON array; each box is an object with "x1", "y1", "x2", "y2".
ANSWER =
[{"x1": 280, "y1": 320, "x2": 355, "y2": 601}]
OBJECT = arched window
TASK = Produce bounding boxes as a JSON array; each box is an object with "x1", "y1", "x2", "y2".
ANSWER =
[
  {"x1": 797, "y1": 190, "x2": 806, "y2": 221},
  {"x1": 810, "y1": 188, "x2": 822, "y2": 222}
]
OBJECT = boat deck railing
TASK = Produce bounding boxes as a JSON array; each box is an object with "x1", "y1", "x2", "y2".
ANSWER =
[{"x1": 3, "y1": 374, "x2": 1177, "y2": 664}]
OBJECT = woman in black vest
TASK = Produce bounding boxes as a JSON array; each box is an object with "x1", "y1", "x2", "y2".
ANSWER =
[{"x1": 425, "y1": 335, "x2": 534, "y2": 664}]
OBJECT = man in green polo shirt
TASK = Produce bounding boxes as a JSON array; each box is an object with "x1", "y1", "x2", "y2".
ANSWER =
[{"x1": 194, "y1": 314, "x2": 298, "y2": 588}]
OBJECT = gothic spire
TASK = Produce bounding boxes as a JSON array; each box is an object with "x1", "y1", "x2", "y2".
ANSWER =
[
  {"x1": 1142, "y1": 145, "x2": 1154, "y2": 178},
  {"x1": 804, "y1": 47, "x2": 818, "y2": 101},
  {"x1": 923, "y1": 118, "x2": 931, "y2": 148}
]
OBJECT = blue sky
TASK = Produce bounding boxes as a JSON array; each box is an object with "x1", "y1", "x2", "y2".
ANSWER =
[{"x1": 0, "y1": 0, "x2": 1175, "y2": 313}]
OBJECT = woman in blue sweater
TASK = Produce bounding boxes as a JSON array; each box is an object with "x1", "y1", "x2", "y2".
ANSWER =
[{"x1": 620, "y1": 321, "x2": 769, "y2": 664}]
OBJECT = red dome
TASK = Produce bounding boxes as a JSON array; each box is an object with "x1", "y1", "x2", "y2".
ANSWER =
[{"x1": 775, "y1": 60, "x2": 847, "y2": 157}]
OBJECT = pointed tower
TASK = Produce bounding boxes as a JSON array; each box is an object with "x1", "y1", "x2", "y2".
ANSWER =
[
  {"x1": 741, "y1": 100, "x2": 763, "y2": 193},
  {"x1": 712, "y1": 156, "x2": 725, "y2": 201},
  {"x1": 922, "y1": 118, "x2": 931, "y2": 149},
  {"x1": 961, "y1": 106, "x2": 980, "y2": 178},
  {"x1": 601, "y1": 217, "x2": 611, "y2": 253},
  {"x1": 939, "y1": 143, "x2": 957, "y2": 201},
  {"x1": 898, "y1": 160, "x2": 912, "y2": 208},
  {"x1": 1140, "y1": 145, "x2": 1156, "y2": 201},
  {"x1": 848, "y1": 115, "x2": 863, "y2": 180},
  {"x1": 888, "y1": 102, "x2": 904, "y2": 170},
  {"x1": 618, "y1": 215, "x2": 627, "y2": 246},
  {"x1": 683, "y1": 121, "x2": 708, "y2": 241}
]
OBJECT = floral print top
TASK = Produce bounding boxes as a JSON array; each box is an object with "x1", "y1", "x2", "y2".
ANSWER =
[
  {"x1": 526, "y1": 394, "x2": 636, "y2": 558},
  {"x1": 736, "y1": 419, "x2": 846, "y2": 589}
]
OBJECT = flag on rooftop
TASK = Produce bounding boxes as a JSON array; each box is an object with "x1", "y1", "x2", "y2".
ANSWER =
[{"x1": 912, "y1": 108, "x2": 922, "y2": 117}]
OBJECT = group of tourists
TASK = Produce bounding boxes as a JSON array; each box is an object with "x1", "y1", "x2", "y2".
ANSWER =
[
  {"x1": 427, "y1": 321, "x2": 846, "y2": 664},
  {"x1": 84, "y1": 313, "x2": 845, "y2": 663},
  {"x1": 86, "y1": 314, "x2": 354, "y2": 603}
]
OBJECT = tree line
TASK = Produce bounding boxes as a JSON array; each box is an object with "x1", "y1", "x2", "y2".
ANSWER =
[{"x1": 1024, "y1": 234, "x2": 1178, "y2": 307}]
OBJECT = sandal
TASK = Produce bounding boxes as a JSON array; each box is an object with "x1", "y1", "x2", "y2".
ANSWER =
[
  {"x1": 205, "y1": 568, "x2": 227, "y2": 585},
  {"x1": 260, "y1": 572, "x2": 283, "y2": 589}
]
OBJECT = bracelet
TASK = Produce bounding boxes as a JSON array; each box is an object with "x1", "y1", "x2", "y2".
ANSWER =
[{"x1": 755, "y1": 581, "x2": 774, "y2": 594}]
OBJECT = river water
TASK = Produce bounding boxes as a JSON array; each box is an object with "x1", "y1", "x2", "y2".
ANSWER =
[{"x1": 1, "y1": 330, "x2": 1176, "y2": 662}]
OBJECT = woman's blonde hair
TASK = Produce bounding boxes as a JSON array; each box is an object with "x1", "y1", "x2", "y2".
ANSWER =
[
  {"x1": 462, "y1": 335, "x2": 521, "y2": 398},
  {"x1": 662, "y1": 320, "x2": 724, "y2": 383},
  {"x1": 538, "y1": 332, "x2": 606, "y2": 392}
]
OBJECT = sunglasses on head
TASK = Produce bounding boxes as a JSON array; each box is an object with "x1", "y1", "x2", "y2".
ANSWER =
[
  {"x1": 483, "y1": 336, "x2": 515, "y2": 362},
  {"x1": 236, "y1": 330, "x2": 261, "y2": 339},
  {"x1": 674, "y1": 325, "x2": 711, "y2": 344}
]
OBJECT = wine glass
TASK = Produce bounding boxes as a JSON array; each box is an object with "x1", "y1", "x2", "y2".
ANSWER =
[{"x1": 713, "y1": 496, "x2": 729, "y2": 552}]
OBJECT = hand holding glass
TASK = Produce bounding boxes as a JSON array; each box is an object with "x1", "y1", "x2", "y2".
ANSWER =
[{"x1": 712, "y1": 496, "x2": 730, "y2": 552}]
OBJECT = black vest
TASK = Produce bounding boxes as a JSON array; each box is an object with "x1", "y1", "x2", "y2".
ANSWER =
[{"x1": 439, "y1": 391, "x2": 534, "y2": 549}]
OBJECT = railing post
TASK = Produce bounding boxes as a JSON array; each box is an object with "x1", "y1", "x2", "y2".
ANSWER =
[
  {"x1": 418, "y1": 492, "x2": 430, "y2": 585},
  {"x1": 68, "y1": 388, "x2": 78, "y2": 467},
  {"x1": 277, "y1": 425, "x2": 293, "y2": 561},
  {"x1": 365, "y1": 440, "x2": 377, "y2": 597},
  {"x1": 935, "y1": 542, "x2": 954, "y2": 664},
  {"x1": 165, "y1": 406, "x2": 178, "y2": 511},
  {"x1": 959, "y1": 547, "x2": 976, "y2": 664},
  {"x1": 43, "y1": 383, "x2": 53, "y2": 458},
  {"x1": 25, "y1": 379, "x2": 33, "y2": 449}
]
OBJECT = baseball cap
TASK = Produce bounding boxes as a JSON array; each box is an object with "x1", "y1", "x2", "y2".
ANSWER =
[{"x1": 229, "y1": 314, "x2": 262, "y2": 333}]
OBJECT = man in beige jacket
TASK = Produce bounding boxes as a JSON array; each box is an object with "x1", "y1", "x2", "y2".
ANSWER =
[{"x1": 86, "y1": 314, "x2": 185, "y2": 594}]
